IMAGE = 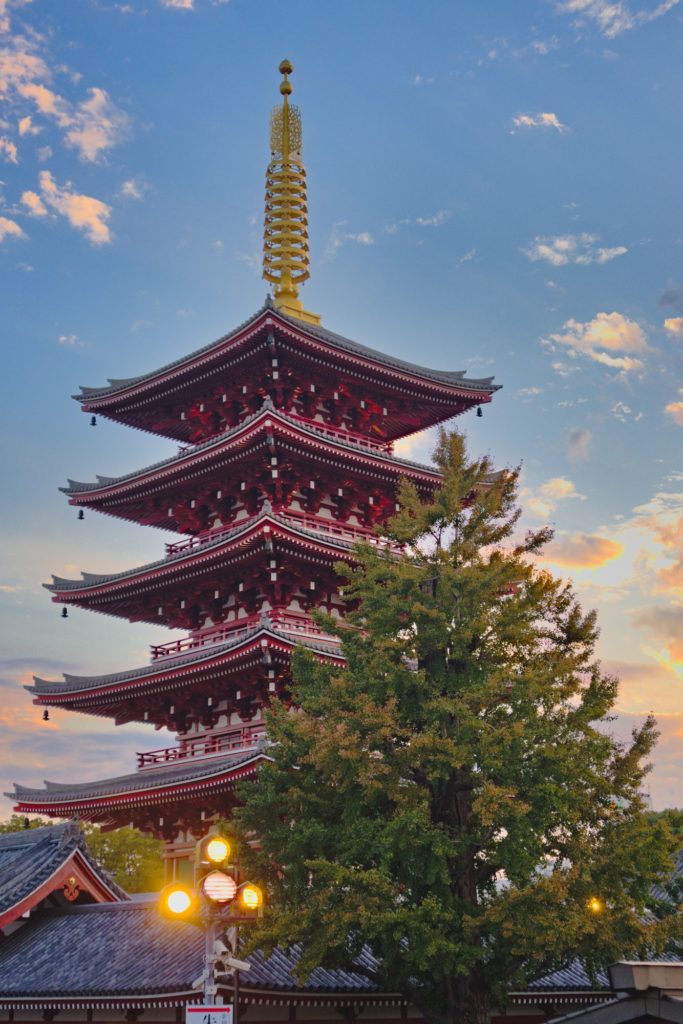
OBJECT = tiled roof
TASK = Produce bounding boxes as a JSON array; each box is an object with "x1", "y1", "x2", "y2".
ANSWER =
[
  {"x1": 0, "y1": 822, "x2": 126, "y2": 917},
  {"x1": 8, "y1": 748, "x2": 267, "y2": 806},
  {"x1": 61, "y1": 401, "x2": 440, "y2": 496},
  {"x1": 29, "y1": 623, "x2": 343, "y2": 696},
  {"x1": 76, "y1": 300, "x2": 499, "y2": 403},
  {"x1": 0, "y1": 900, "x2": 384, "y2": 1000},
  {"x1": 45, "y1": 511, "x2": 359, "y2": 593}
]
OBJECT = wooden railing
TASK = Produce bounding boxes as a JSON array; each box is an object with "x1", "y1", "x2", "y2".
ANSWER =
[
  {"x1": 137, "y1": 725, "x2": 266, "y2": 770},
  {"x1": 149, "y1": 608, "x2": 334, "y2": 660}
]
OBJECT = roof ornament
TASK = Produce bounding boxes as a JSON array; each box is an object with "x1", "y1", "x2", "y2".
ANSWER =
[{"x1": 263, "y1": 60, "x2": 321, "y2": 326}]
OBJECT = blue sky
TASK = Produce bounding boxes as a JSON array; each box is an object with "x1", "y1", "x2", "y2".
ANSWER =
[{"x1": 1, "y1": 0, "x2": 682, "y2": 812}]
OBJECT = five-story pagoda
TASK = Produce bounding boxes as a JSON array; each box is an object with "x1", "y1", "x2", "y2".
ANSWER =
[{"x1": 9, "y1": 62, "x2": 500, "y2": 875}]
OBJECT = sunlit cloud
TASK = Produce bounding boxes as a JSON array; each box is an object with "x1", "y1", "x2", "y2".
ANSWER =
[
  {"x1": 161, "y1": 0, "x2": 194, "y2": 8},
  {"x1": 36, "y1": 170, "x2": 112, "y2": 244},
  {"x1": 665, "y1": 395, "x2": 683, "y2": 427},
  {"x1": 664, "y1": 317, "x2": 683, "y2": 337},
  {"x1": 567, "y1": 427, "x2": 591, "y2": 461},
  {"x1": 0, "y1": 214, "x2": 25, "y2": 243},
  {"x1": 511, "y1": 111, "x2": 568, "y2": 132},
  {"x1": 521, "y1": 476, "x2": 584, "y2": 519},
  {"x1": 64, "y1": 87, "x2": 129, "y2": 162},
  {"x1": 21, "y1": 188, "x2": 47, "y2": 216},
  {"x1": 384, "y1": 210, "x2": 451, "y2": 234},
  {"x1": 555, "y1": 0, "x2": 681, "y2": 38},
  {"x1": 544, "y1": 533, "x2": 623, "y2": 568},
  {"x1": 545, "y1": 311, "x2": 649, "y2": 373},
  {"x1": 632, "y1": 606, "x2": 683, "y2": 668},
  {"x1": 18, "y1": 114, "x2": 38, "y2": 136},
  {"x1": 523, "y1": 233, "x2": 627, "y2": 266}
]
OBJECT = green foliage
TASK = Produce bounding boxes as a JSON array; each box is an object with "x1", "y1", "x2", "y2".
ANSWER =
[
  {"x1": 235, "y1": 431, "x2": 681, "y2": 1024},
  {"x1": 81, "y1": 823, "x2": 164, "y2": 893},
  {"x1": 0, "y1": 815, "x2": 164, "y2": 893}
]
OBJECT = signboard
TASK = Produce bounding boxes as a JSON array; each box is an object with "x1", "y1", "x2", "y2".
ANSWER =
[{"x1": 186, "y1": 1006, "x2": 234, "y2": 1024}]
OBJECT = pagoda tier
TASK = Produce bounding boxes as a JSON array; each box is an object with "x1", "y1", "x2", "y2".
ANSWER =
[
  {"x1": 61, "y1": 400, "x2": 441, "y2": 535},
  {"x1": 76, "y1": 302, "x2": 499, "y2": 445},
  {"x1": 45, "y1": 510, "x2": 390, "y2": 629},
  {"x1": 27, "y1": 614, "x2": 343, "y2": 729},
  {"x1": 9, "y1": 745, "x2": 269, "y2": 839}
]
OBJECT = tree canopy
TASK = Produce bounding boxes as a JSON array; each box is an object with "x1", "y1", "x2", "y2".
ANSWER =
[{"x1": 235, "y1": 431, "x2": 681, "y2": 1024}]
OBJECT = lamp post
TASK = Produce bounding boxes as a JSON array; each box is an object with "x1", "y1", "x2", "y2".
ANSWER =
[{"x1": 159, "y1": 830, "x2": 264, "y2": 1022}]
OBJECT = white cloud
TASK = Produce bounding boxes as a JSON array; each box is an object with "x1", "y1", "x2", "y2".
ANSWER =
[
  {"x1": 516, "y1": 386, "x2": 544, "y2": 397},
  {"x1": 0, "y1": 214, "x2": 25, "y2": 243},
  {"x1": 119, "y1": 177, "x2": 148, "y2": 200},
  {"x1": 665, "y1": 392, "x2": 683, "y2": 427},
  {"x1": 58, "y1": 333, "x2": 81, "y2": 347},
  {"x1": 37, "y1": 170, "x2": 112, "y2": 244},
  {"x1": 416, "y1": 209, "x2": 450, "y2": 227},
  {"x1": 324, "y1": 222, "x2": 375, "y2": 261},
  {"x1": 555, "y1": 0, "x2": 681, "y2": 38},
  {"x1": 409, "y1": 74, "x2": 435, "y2": 86},
  {"x1": 511, "y1": 112, "x2": 568, "y2": 133},
  {"x1": 161, "y1": 0, "x2": 194, "y2": 7},
  {"x1": 0, "y1": 135, "x2": 17, "y2": 161},
  {"x1": 664, "y1": 317, "x2": 683, "y2": 337},
  {"x1": 522, "y1": 232, "x2": 627, "y2": 266},
  {"x1": 546, "y1": 311, "x2": 649, "y2": 373}
]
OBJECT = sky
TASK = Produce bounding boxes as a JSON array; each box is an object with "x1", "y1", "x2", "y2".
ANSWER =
[{"x1": 1, "y1": 0, "x2": 682, "y2": 815}]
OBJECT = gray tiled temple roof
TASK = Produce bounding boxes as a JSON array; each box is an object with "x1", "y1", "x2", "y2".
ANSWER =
[
  {"x1": 0, "y1": 900, "x2": 384, "y2": 1000},
  {"x1": 45, "y1": 510, "x2": 361, "y2": 592},
  {"x1": 8, "y1": 748, "x2": 268, "y2": 805},
  {"x1": 61, "y1": 400, "x2": 440, "y2": 496},
  {"x1": 76, "y1": 300, "x2": 499, "y2": 403},
  {"x1": 0, "y1": 822, "x2": 126, "y2": 915},
  {"x1": 29, "y1": 622, "x2": 343, "y2": 696}
]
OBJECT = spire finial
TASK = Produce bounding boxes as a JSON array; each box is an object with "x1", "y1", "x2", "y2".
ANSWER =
[{"x1": 263, "y1": 60, "x2": 320, "y2": 326}]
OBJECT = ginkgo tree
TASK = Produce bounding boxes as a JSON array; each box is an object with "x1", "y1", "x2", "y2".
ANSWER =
[{"x1": 235, "y1": 431, "x2": 680, "y2": 1024}]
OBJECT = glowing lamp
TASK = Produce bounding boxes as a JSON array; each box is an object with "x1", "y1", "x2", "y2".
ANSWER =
[
  {"x1": 240, "y1": 884, "x2": 263, "y2": 910},
  {"x1": 202, "y1": 870, "x2": 237, "y2": 903},
  {"x1": 206, "y1": 837, "x2": 231, "y2": 863},
  {"x1": 159, "y1": 882, "x2": 196, "y2": 919},
  {"x1": 588, "y1": 896, "x2": 604, "y2": 914}
]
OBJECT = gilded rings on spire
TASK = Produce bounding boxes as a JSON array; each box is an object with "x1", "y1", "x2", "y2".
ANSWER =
[{"x1": 279, "y1": 59, "x2": 293, "y2": 75}]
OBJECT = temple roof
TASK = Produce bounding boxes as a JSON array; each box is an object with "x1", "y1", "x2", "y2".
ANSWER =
[
  {"x1": 0, "y1": 899, "x2": 390, "y2": 1007},
  {"x1": 0, "y1": 821, "x2": 126, "y2": 930},
  {"x1": 8, "y1": 747, "x2": 268, "y2": 809},
  {"x1": 76, "y1": 300, "x2": 499, "y2": 405},
  {"x1": 61, "y1": 400, "x2": 440, "y2": 499},
  {"x1": 28, "y1": 620, "x2": 342, "y2": 700},
  {"x1": 45, "y1": 510, "x2": 359, "y2": 594}
]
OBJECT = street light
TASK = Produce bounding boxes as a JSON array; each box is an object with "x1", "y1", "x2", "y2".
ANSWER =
[{"x1": 158, "y1": 829, "x2": 264, "y2": 1022}]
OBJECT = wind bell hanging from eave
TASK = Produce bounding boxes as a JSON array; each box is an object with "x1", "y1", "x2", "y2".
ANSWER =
[{"x1": 263, "y1": 60, "x2": 321, "y2": 326}]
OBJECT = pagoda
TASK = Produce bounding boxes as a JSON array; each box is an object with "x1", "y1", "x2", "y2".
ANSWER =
[{"x1": 9, "y1": 61, "x2": 499, "y2": 877}]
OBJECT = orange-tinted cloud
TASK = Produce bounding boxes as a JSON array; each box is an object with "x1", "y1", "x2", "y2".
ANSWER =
[
  {"x1": 0, "y1": 216, "x2": 25, "y2": 243},
  {"x1": 547, "y1": 311, "x2": 649, "y2": 373},
  {"x1": 544, "y1": 533, "x2": 624, "y2": 568},
  {"x1": 632, "y1": 607, "x2": 683, "y2": 664},
  {"x1": 37, "y1": 170, "x2": 111, "y2": 244},
  {"x1": 21, "y1": 189, "x2": 47, "y2": 216},
  {"x1": 665, "y1": 401, "x2": 683, "y2": 426},
  {"x1": 665, "y1": 317, "x2": 683, "y2": 337}
]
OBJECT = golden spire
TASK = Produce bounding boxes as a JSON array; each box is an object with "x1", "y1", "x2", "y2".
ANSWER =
[{"x1": 263, "y1": 60, "x2": 320, "y2": 326}]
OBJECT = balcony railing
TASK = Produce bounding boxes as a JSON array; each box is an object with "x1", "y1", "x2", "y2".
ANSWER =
[
  {"x1": 149, "y1": 608, "x2": 335, "y2": 660},
  {"x1": 164, "y1": 507, "x2": 398, "y2": 559},
  {"x1": 286, "y1": 413, "x2": 394, "y2": 454},
  {"x1": 137, "y1": 725, "x2": 266, "y2": 771}
]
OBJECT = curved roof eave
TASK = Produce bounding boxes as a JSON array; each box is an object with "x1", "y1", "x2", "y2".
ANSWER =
[{"x1": 75, "y1": 301, "x2": 500, "y2": 404}]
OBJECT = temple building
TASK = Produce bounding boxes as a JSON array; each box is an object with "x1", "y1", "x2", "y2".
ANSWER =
[{"x1": 7, "y1": 60, "x2": 498, "y2": 878}]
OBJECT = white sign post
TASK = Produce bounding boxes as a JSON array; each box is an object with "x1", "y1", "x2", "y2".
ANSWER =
[{"x1": 186, "y1": 1006, "x2": 234, "y2": 1024}]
